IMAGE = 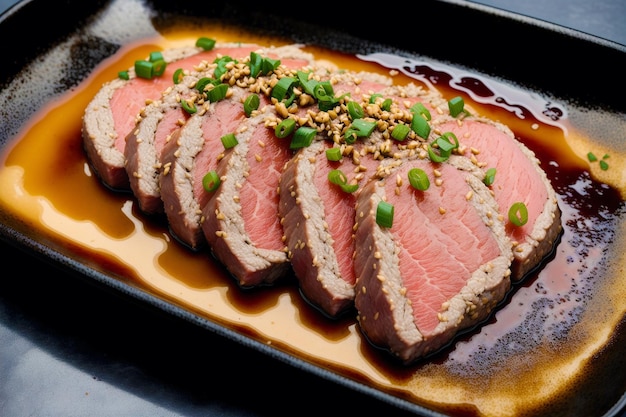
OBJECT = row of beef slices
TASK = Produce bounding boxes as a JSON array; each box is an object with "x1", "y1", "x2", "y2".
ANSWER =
[{"x1": 82, "y1": 41, "x2": 562, "y2": 364}]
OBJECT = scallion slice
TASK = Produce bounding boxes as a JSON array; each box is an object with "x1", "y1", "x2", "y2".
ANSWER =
[
  {"x1": 173, "y1": 68, "x2": 184, "y2": 84},
  {"x1": 328, "y1": 169, "x2": 358, "y2": 193},
  {"x1": 410, "y1": 102, "x2": 431, "y2": 121},
  {"x1": 369, "y1": 93, "x2": 383, "y2": 104},
  {"x1": 381, "y1": 98, "x2": 392, "y2": 111},
  {"x1": 202, "y1": 170, "x2": 221, "y2": 192},
  {"x1": 195, "y1": 77, "x2": 214, "y2": 93},
  {"x1": 411, "y1": 114, "x2": 431, "y2": 139},
  {"x1": 448, "y1": 96, "x2": 465, "y2": 117},
  {"x1": 196, "y1": 37, "x2": 216, "y2": 51},
  {"x1": 297, "y1": 70, "x2": 317, "y2": 95},
  {"x1": 347, "y1": 101, "x2": 364, "y2": 120},
  {"x1": 150, "y1": 59, "x2": 166, "y2": 77},
  {"x1": 149, "y1": 51, "x2": 164, "y2": 62},
  {"x1": 408, "y1": 168, "x2": 430, "y2": 191},
  {"x1": 376, "y1": 201, "x2": 394, "y2": 228},
  {"x1": 243, "y1": 94, "x2": 260, "y2": 117},
  {"x1": 118, "y1": 70, "x2": 130, "y2": 80},
  {"x1": 391, "y1": 124, "x2": 410, "y2": 141},
  {"x1": 180, "y1": 99, "x2": 197, "y2": 115},
  {"x1": 220, "y1": 133, "x2": 238, "y2": 149},
  {"x1": 248, "y1": 52, "x2": 263, "y2": 78},
  {"x1": 508, "y1": 202, "x2": 528, "y2": 226},
  {"x1": 134, "y1": 60, "x2": 154, "y2": 79},
  {"x1": 325, "y1": 147, "x2": 342, "y2": 162},
  {"x1": 206, "y1": 83, "x2": 229, "y2": 102},
  {"x1": 271, "y1": 77, "x2": 296, "y2": 102},
  {"x1": 260, "y1": 57, "x2": 280, "y2": 75},
  {"x1": 484, "y1": 167, "x2": 496, "y2": 186},
  {"x1": 290, "y1": 127, "x2": 316, "y2": 149},
  {"x1": 274, "y1": 118, "x2": 296, "y2": 138}
]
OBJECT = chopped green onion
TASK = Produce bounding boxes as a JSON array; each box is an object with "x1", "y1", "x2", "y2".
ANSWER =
[
  {"x1": 381, "y1": 98, "x2": 392, "y2": 111},
  {"x1": 202, "y1": 170, "x2": 221, "y2": 192},
  {"x1": 173, "y1": 68, "x2": 184, "y2": 84},
  {"x1": 296, "y1": 71, "x2": 316, "y2": 95},
  {"x1": 325, "y1": 147, "x2": 342, "y2": 161},
  {"x1": 410, "y1": 102, "x2": 431, "y2": 121},
  {"x1": 427, "y1": 132, "x2": 459, "y2": 163},
  {"x1": 376, "y1": 201, "x2": 394, "y2": 228},
  {"x1": 483, "y1": 167, "x2": 497, "y2": 186},
  {"x1": 435, "y1": 132, "x2": 459, "y2": 153},
  {"x1": 195, "y1": 77, "x2": 213, "y2": 93},
  {"x1": 600, "y1": 160, "x2": 609, "y2": 170},
  {"x1": 196, "y1": 37, "x2": 216, "y2": 51},
  {"x1": 448, "y1": 96, "x2": 465, "y2": 117},
  {"x1": 391, "y1": 124, "x2": 410, "y2": 141},
  {"x1": 408, "y1": 168, "x2": 430, "y2": 191},
  {"x1": 290, "y1": 126, "x2": 316, "y2": 149},
  {"x1": 180, "y1": 99, "x2": 197, "y2": 114},
  {"x1": 328, "y1": 169, "x2": 358, "y2": 193},
  {"x1": 508, "y1": 202, "x2": 528, "y2": 226},
  {"x1": 149, "y1": 51, "x2": 164, "y2": 62},
  {"x1": 260, "y1": 57, "x2": 280, "y2": 75},
  {"x1": 344, "y1": 118, "x2": 377, "y2": 142},
  {"x1": 347, "y1": 101, "x2": 364, "y2": 120},
  {"x1": 134, "y1": 60, "x2": 155, "y2": 79},
  {"x1": 369, "y1": 93, "x2": 383, "y2": 104},
  {"x1": 271, "y1": 77, "x2": 296, "y2": 102},
  {"x1": 351, "y1": 119, "x2": 376, "y2": 137},
  {"x1": 411, "y1": 114, "x2": 431, "y2": 139},
  {"x1": 118, "y1": 70, "x2": 129, "y2": 80},
  {"x1": 248, "y1": 52, "x2": 263, "y2": 78},
  {"x1": 134, "y1": 54, "x2": 167, "y2": 79},
  {"x1": 206, "y1": 83, "x2": 229, "y2": 102},
  {"x1": 213, "y1": 56, "x2": 235, "y2": 80},
  {"x1": 587, "y1": 152, "x2": 597, "y2": 161},
  {"x1": 243, "y1": 94, "x2": 260, "y2": 117},
  {"x1": 220, "y1": 133, "x2": 238, "y2": 149},
  {"x1": 275, "y1": 118, "x2": 296, "y2": 138},
  {"x1": 150, "y1": 59, "x2": 166, "y2": 77}
]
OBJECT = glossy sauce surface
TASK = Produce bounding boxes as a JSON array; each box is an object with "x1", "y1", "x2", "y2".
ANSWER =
[{"x1": 1, "y1": 25, "x2": 625, "y2": 417}]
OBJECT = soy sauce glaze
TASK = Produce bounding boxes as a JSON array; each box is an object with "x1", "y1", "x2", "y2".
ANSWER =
[{"x1": 1, "y1": 33, "x2": 624, "y2": 417}]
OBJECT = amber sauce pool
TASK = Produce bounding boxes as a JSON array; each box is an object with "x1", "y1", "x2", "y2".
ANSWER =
[{"x1": 1, "y1": 24, "x2": 625, "y2": 417}]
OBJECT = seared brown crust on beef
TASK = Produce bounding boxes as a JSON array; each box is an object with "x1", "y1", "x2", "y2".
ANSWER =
[
  {"x1": 202, "y1": 109, "x2": 292, "y2": 287},
  {"x1": 124, "y1": 43, "x2": 262, "y2": 215},
  {"x1": 82, "y1": 45, "x2": 209, "y2": 191},
  {"x1": 488, "y1": 121, "x2": 562, "y2": 279},
  {"x1": 279, "y1": 140, "x2": 356, "y2": 316},
  {"x1": 82, "y1": 76, "x2": 130, "y2": 190},
  {"x1": 353, "y1": 155, "x2": 513, "y2": 364},
  {"x1": 159, "y1": 45, "x2": 316, "y2": 251}
]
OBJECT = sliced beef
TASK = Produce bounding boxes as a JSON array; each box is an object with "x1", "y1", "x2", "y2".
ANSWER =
[
  {"x1": 379, "y1": 83, "x2": 561, "y2": 280},
  {"x1": 82, "y1": 44, "x2": 237, "y2": 190},
  {"x1": 277, "y1": 73, "x2": 407, "y2": 316},
  {"x1": 159, "y1": 48, "x2": 314, "y2": 250},
  {"x1": 124, "y1": 44, "x2": 263, "y2": 214},
  {"x1": 353, "y1": 154, "x2": 513, "y2": 364},
  {"x1": 201, "y1": 108, "x2": 294, "y2": 287},
  {"x1": 279, "y1": 140, "x2": 374, "y2": 316},
  {"x1": 432, "y1": 116, "x2": 561, "y2": 280}
]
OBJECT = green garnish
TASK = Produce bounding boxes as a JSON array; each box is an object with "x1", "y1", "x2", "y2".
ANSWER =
[{"x1": 508, "y1": 202, "x2": 529, "y2": 226}]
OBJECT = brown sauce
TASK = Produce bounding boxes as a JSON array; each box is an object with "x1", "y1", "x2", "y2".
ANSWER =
[{"x1": 1, "y1": 25, "x2": 625, "y2": 417}]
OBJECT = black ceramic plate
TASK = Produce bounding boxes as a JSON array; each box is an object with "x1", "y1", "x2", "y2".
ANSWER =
[{"x1": 1, "y1": 1, "x2": 625, "y2": 416}]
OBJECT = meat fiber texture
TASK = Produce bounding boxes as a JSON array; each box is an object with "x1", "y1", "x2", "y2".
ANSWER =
[
  {"x1": 124, "y1": 43, "x2": 264, "y2": 214},
  {"x1": 82, "y1": 39, "x2": 563, "y2": 363},
  {"x1": 82, "y1": 44, "x2": 238, "y2": 190},
  {"x1": 353, "y1": 154, "x2": 513, "y2": 364},
  {"x1": 158, "y1": 45, "x2": 316, "y2": 252}
]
